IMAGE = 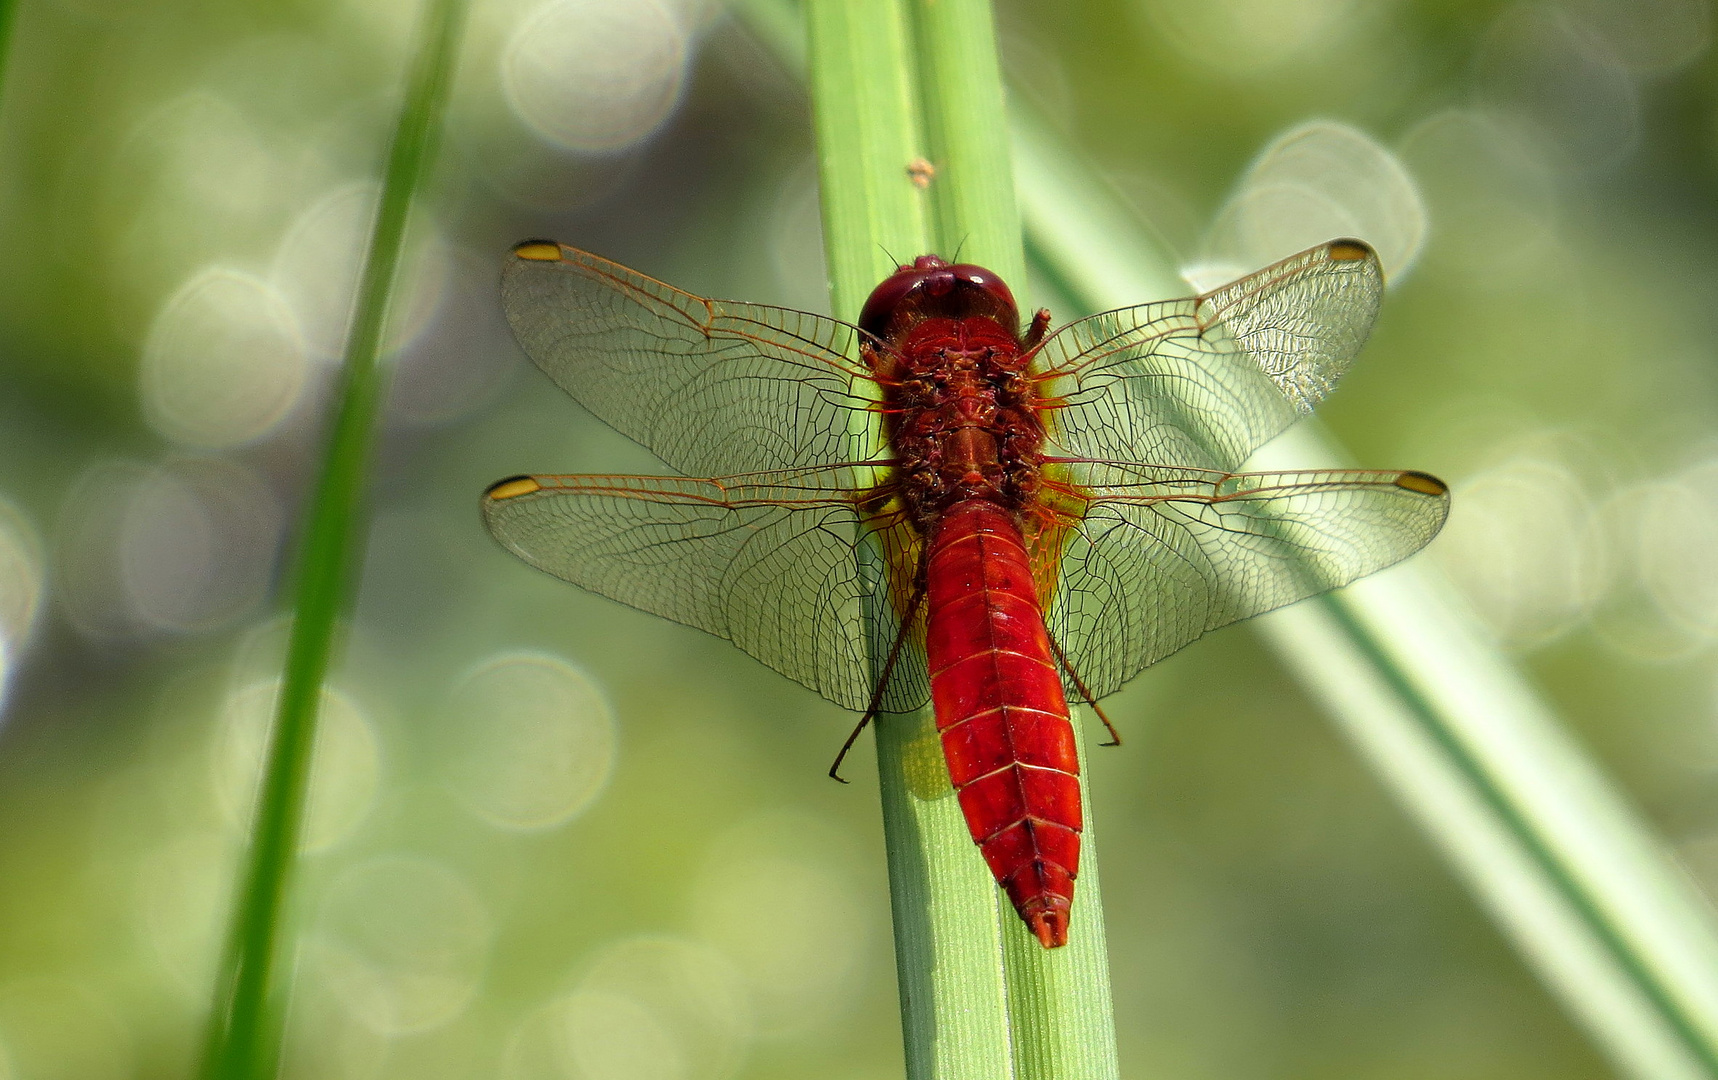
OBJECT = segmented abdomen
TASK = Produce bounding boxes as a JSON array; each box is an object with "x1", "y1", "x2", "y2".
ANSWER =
[{"x1": 924, "y1": 499, "x2": 1081, "y2": 948}]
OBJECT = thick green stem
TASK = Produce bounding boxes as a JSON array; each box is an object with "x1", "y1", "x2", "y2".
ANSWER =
[
  {"x1": 804, "y1": 1, "x2": 1119, "y2": 1075},
  {"x1": 806, "y1": 4, "x2": 1013, "y2": 1076},
  {"x1": 198, "y1": 1, "x2": 466, "y2": 1075},
  {"x1": 907, "y1": 0, "x2": 1022, "y2": 286},
  {"x1": 909, "y1": 3, "x2": 1119, "y2": 1076}
]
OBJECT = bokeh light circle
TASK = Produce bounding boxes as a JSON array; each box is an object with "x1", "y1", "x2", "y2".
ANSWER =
[
  {"x1": 95, "y1": 89, "x2": 290, "y2": 313},
  {"x1": 0, "y1": 639, "x2": 11, "y2": 727},
  {"x1": 386, "y1": 246, "x2": 526, "y2": 428},
  {"x1": 1564, "y1": 0, "x2": 1712, "y2": 74},
  {"x1": 310, "y1": 854, "x2": 493, "y2": 1035},
  {"x1": 141, "y1": 266, "x2": 309, "y2": 448},
  {"x1": 1475, "y1": 3, "x2": 1639, "y2": 171},
  {"x1": 0, "y1": 498, "x2": 43, "y2": 718},
  {"x1": 1592, "y1": 465, "x2": 1718, "y2": 661},
  {"x1": 691, "y1": 812, "x2": 868, "y2": 1036},
  {"x1": 1433, "y1": 456, "x2": 1606, "y2": 648},
  {"x1": 500, "y1": 0, "x2": 689, "y2": 153},
  {"x1": 1636, "y1": 461, "x2": 1718, "y2": 641},
  {"x1": 212, "y1": 679, "x2": 380, "y2": 852},
  {"x1": 1190, "y1": 121, "x2": 1425, "y2": 292},
  {"x1": 441, "y1": 651, "x2": 617, "y2": 831},
  {"x1": 57, "y1": 458, "x2": 282, "y2": 642},
  {"x1": 1139, "y1": 0, "x2": 1361, "y2": 76},
  {"x1": 120, "y1": 458, "x2": 281, "y2": 634},
  {"x1": 1398, "y1": 109, "x2": 1562, "y2": 284},
  {"x1": 562, "y1": 936, "x2": 751, "y2": 1080},
  {"x1": 271, "y1": 181, "x2": 451, "y2": 360},
  {"x1": 565, "y1": 991, "x2": 686, "y2": 1080}
]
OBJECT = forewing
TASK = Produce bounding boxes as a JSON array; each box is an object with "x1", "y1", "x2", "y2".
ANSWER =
[
  {"x1": 1035, "y1": 240, "x2": 1384, "y2": 472},
  {"x1": 1037, "y1": 464, "x2": 1448, "y2": 698},
  {"x1": 482, "y1": 470, "x2": 927, "y2": 713},
  {"x1": 501, "y1": 244, "x2": 881, "y2": 477}
]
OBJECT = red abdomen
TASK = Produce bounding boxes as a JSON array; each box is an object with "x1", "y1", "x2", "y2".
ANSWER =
[{"x1": 925, "y1": 499, "x2": 1081, "y2": 948}]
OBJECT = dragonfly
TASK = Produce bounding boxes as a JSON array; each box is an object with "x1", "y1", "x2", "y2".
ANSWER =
[{"x1": 483, "y1": 238, "x2": 1448, "y2": 948}]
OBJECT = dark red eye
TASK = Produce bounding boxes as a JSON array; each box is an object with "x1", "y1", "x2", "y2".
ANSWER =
[{"x1": 858, "y1": 256, "x2": 1019, "y2": 341}]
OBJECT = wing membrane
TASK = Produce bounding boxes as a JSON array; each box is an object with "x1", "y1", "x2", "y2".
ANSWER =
[
  {"x1": 493, "y1": 240, "x2": 1432, "y2": 714},
  {"x1": 1037, "y1": 463, "x2": 1448, "y2": 698},
  {"x1": 1035, "y1": 240, "x2": 1383, "y2": 472},
  {"x1": 482, "y1": 469, "x2": 927, "y2": 713},
  {"x1": 501, "y1": 245, "x2": 882, "y2": 477}
]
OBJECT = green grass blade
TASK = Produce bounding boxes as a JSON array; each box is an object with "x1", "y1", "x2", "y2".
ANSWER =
[
  {"x1": 198, "y1": 1, "x2": 467, "y2": 1075},
  {"x1": 802, "y1": 1, "x2": 1120, "y2": 1075},
  {"x1": 907, "y1": 0, "x2": 1021, "y2": 288},
  {"x1": 805, "y1": 0, "x2": 929, "y2": 315},
  {"x1": 1012, "y1": 103, "x2": 1718, "y2": 1080},
  {"x1": 806, "y1": 4, "x2": 1018, "y2": 1076},
  {"x1": 0, "y1": 0, "x2": 17, "y2": 97},
  {"x1": 909, "y1": 3, "x2": 1118, "y2": 1077}
]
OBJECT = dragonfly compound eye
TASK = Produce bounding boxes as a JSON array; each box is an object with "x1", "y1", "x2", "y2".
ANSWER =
[{"x1": 858, "y1": 258, "x2": 1020, "y2": 341}]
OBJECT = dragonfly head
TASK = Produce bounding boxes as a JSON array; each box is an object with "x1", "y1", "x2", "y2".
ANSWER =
[{"x1": 858, "y1": 256, "x2": 1020, "y2": 343}]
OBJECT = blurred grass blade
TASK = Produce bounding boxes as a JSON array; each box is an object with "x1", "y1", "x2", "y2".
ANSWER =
[
  {"x1": 0, "y1": 0, "x2": 16, "y2": 96},
  {"x1": 199, "y1": 0, "x2": 467, "y2": 1076},
  {"x1": 804, "y1": 0, "x2": 1119, "y2": 1075},
  {"x1": 1013, "y1": 104, "x2": 1718, "y2": 1080}
]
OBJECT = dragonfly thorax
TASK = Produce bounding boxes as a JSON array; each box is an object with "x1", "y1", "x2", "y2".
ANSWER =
[
  {"x1": 861, "y1": 262, "x2": 1044, "y2": 534},
  {"x1": 878, "y1": 314, "x2": 1048, "y2": 531}
]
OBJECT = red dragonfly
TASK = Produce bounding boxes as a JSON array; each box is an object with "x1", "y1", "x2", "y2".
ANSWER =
[{"x1": 483, "y1": 238, "x2": 1448, "y2": 948}]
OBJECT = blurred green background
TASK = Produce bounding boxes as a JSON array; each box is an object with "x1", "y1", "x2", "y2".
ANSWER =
[{"x1": 0, "y1": 0, "x2": 1715, "y2": 1076}]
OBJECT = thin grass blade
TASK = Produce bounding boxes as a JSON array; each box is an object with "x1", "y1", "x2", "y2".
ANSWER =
[
  {"x1": 199, "y1": 1, "x2": 467, "y2": 1076},
  {"x1": 907, "y1": 0, "x2": 1021, "y2": 287}
]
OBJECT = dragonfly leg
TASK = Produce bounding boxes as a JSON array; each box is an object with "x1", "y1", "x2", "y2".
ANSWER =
[
  {"x1": 1045, "y1": 630, "x2": 1122, "y2": 747},
  {"x1": 1022, "y1": 308, "x2": 1052, "y2": 350},
  {"x1": 829, "y1": 583, "x2": 927, "y2": 782},
  {"x1": 1088, "y1": 700, "x2": 1122, "y2": 747},
  {"x1": 827, "y1": 713, "x2": 874, "y2": 785}
]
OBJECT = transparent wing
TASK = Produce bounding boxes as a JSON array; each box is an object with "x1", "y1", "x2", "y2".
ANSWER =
[
  {"x1": 1034, "y1": 239, "x2": 1383, "y2": 472},
  {"x1": 1035, "y1": 463, "x2": 1448, "y2": 698},
  {"x1": 501, "y1": 244, "x2": 881, "y2": 477},
  {"x1": 482, "y1": 469, "x2": 927, "y2": 713}
]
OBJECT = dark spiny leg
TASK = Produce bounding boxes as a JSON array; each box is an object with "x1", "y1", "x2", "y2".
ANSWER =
[
  {"x1": 1045, "y1": 628, "x2": 1121, "y2": 747},
  {"x1": 829, "y1": 584, "x2": 928, "y2": 782},
  {"x1": 1022, "y1": 308, "x2": 1052, "y2": 350}
]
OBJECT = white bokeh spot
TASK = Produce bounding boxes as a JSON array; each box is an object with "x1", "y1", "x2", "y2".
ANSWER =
[
  {"x1": 212, "y1": 679, "x2": 380, "y2": 852},
  {"x1": 1190, "y1": 120, "x2": 1426, "y2": 291},
  {"x1": 501, "y1": 0, "x2": 689, "y2": 153},
  {"x1": 442, "y1": 651, "x2": 617, "y2": 831},
  {"x1": 141, "y1": 267, "x2": 309, "y2": 448}
]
